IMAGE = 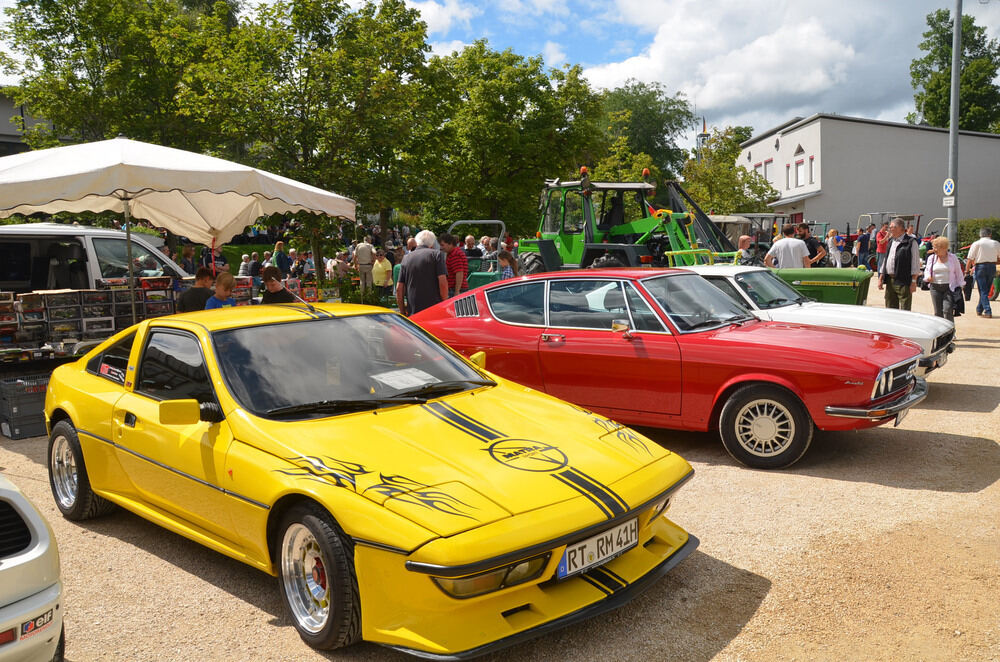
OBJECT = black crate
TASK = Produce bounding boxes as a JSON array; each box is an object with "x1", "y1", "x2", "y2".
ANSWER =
[
  {"x1": 0, "y1": 374, "x2": 49, "y2": 399},
  {"x1": 1, "y1": 417, "x2": 47, "y2": 440},
  {"x1": 0, "y1": 394, "x2": 45, "y2": 422}
]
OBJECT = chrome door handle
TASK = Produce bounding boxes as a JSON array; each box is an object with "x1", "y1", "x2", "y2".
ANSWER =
[{"x1": 541, "y1": 333, "x2": 565, "y2": 342}]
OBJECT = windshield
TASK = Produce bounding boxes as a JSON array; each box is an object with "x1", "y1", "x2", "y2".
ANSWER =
[
  {"x1": 640, "y1": 274, "x2": 753, "y2": 332},
  {"x1": 212, "y1": 313, "x2": 491, "y2": 419},
  {"x1": 733, "y1": 270, "x2": 805, "y2": 309}
]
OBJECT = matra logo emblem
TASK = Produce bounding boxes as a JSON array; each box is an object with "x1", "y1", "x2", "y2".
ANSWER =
[{"x1": 487, "y1": 439, "x2": 568, "y2": 472}]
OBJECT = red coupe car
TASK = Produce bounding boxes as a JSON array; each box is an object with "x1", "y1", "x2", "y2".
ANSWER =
[{"x1": 412, "y1": 269, "x2": 927, "y2": 469}]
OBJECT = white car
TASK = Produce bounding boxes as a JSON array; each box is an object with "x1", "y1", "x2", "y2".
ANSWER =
[
  {"x1": 0, "y1": 474, "x2": 64, "y2": 662},
  {"x1": 684, "y1": 265, "x2": 955, "y2": 377}
]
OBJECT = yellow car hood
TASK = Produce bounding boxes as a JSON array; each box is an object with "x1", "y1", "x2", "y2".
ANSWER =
[{"x1": 230, "y1": 385, "x2": 669, "y2": 536}]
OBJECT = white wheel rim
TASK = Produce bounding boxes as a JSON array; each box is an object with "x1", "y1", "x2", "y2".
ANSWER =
[
  {"x1": 281, "y1": 523, "x2": 330, "y2": 634},
  {"x1": 734, "y1": 398, "x2": 795, "y2": 458},
  {"x1": 50, "y1": 434, "x2": 78, "y2": 509}
]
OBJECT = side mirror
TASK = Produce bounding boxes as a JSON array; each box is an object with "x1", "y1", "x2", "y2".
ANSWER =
[
  {"x1": 158, "y1": 399, "x2": 201, "y2": 425},
  {"x1": 469, "y1": 351, "x2": 487, "y2": 369},
  {"x1": 611, "y1": 319, "x2": 633, "y2": 339}
]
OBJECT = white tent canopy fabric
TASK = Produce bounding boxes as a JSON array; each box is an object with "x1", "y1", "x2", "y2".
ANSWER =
[{"x1": 0, "y1": 137, "x2": 355, "y2": 245}]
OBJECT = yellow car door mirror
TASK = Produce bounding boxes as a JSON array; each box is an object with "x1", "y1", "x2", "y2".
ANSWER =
[
  {"x1": 469, "y1": 351, "x2": 486, "y2": 369},
  {"x1": 158, "y1": 399, "x2": 201, "y2": 425}
]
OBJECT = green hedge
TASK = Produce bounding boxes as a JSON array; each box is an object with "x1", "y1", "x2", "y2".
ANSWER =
[{"x1": 958, "y1": 217, "x2": 1000, "y2": 248}]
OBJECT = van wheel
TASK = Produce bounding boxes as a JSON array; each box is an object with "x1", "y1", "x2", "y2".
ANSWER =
[{"x1": 718, "y1": 385, "x2": 813, "y2": 469}]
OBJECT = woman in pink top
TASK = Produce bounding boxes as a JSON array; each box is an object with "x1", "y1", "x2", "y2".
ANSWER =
[{"x1": 922, "y1": 236, "x2": 964, "y2": 320}]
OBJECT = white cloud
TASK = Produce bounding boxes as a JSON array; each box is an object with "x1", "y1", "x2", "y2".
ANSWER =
[
  {"x1": 406, "y1": 0, "x2": 480, "y2": 36},
  {"x1": 543, "y1": 41, "x2": 567, "y2": 66},
  {"x1": 429, "y1": 40, "x2": 469, "y2": 57}
]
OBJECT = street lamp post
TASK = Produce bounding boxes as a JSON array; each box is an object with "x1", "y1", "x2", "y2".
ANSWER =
[{"x1": 946, "y1": 0, "x2": 962, "y2": 247}]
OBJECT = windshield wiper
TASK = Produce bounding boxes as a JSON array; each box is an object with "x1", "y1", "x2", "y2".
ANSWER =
[
  {"x1": 686, "y1": 315, "x2": 750, "y2": 330},
  {"x1": 266, "y1": 397, "x2": 425, "y2": 417},
  {"x1": 762, "y1": 297, "x2": 793, "y2": 306},
  {"x1": 391, "y1": 379, "x2": 495, "y2": 399}
]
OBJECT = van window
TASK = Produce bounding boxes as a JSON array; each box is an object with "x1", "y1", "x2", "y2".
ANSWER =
[
  {"x1": 0, "y1": 242, "x2": 31, "y2": 282},
  {"x1": 93, "y1": 238, "x2": 172, "y2": 278}
]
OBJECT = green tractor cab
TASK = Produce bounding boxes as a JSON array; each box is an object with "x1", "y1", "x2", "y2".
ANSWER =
[
  {"x1": 773, "y1": 267, "x2": 874, "y2": 305},
  {"x1": 517, "y1": 169, "x2": 737, "y2": 273}
]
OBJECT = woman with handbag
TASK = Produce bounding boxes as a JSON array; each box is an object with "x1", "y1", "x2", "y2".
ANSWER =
[{"x1": 922, "y1": 236, "x2": 964, "y2": 321}]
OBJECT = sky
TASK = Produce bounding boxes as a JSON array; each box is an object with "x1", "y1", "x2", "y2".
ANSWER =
[{"x1": 1, "y1": 0, "x2": 998, "y2": 150}]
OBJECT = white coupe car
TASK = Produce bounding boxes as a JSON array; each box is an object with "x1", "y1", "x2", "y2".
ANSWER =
[
  {"x1": 684, "y1": 265, "x2": 955, "y2": 376},
  {"x1": 0, "y1": 474, "x2": 64, "y2": 662}
]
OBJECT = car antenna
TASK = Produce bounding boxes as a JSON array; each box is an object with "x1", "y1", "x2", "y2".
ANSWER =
[{"x1": 289, "y1": 289, "x2": 317, "y2": 313}]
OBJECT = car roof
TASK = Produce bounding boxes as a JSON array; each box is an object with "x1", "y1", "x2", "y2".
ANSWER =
[
  {"x1": 0, "y1": 222, "x2": 150, "y2": 239},
  {"x1": 681, "y1": 265, "x2": 767, "y2": 276},
  {"x1": 490, "y1": 268, "x2": 690, "y2": 285},
  {"x1": 147, "y1": 302, "x2": 388, "y2": 332}
]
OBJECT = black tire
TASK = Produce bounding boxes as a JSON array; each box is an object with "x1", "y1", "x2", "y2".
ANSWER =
[
  {"x1": 718, "y1": 384, "x2": 813, "y2": 469},
  {"x1": 839, "y1": 251, "x2": 855, "y2": 267},
  {"x1": 47, "y1": 420, "x2": 116, "y2": 520},
  {"x1": 517, "y1": 251, "x2": 546, "y2": 275},
  {"x1": 277, "y1": 503, "x2": 361, "y2": 651},
  {"x1": 52, "y1": 625, "x2": 65, "y2": 662}
]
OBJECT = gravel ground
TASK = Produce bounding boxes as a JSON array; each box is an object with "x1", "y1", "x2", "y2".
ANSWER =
[{"x1": 1, "y1": 291, "x2": 997, "y2": 662}]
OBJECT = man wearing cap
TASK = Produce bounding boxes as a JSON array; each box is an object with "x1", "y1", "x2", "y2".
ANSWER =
[{"x1": 260, "y1": 266, "x2": 297, "y2": 304}]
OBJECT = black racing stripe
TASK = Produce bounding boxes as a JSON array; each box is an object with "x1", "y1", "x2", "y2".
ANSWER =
[
  {"x1": 596, "y1": 565, "x2": 629, "y2": 589},
  {"x1": 578, "y1": 572, "x2": 612, "y2": 595},
  {"x1": 567, "y1": 467, "x2": 629, "y2": 513},
  {"x1": 586, "y1": 567, "x2": 627, "y2": 593},
  {"x1": 424, "y1": 402, "x2": 501, "y2": 441},
  {"x1": 559, "y1": 469, "x2": 627, "y2": 519},
  {"x1": 553, "y1": 472, "x2": 614, "y2": 519},
  {"x1": 422, "y1": 403, "x2": 494, "y2": 443},
  {"x1": 435, "y1": 401, "x2": 506, "y2": 438}
]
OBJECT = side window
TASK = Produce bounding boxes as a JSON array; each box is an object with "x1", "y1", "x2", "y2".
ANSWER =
[
  {"x1": 624, "y1": 285, "x2": 665, "y2": 332},
  {"x1": 93, "y1": 238, "x2": 171, "y2": 278},
  {"x1": 548, "y1": 280, "x2": 620, "y2": 329},
  {"x1": 86, "y1": 332, "x2": 136, "y2": 385},
  {"x1": 541, "y1": 191, "x2": 562, "y2": 234},
  {"x1": 563, "y1": 191, "x2": 585, "y2": 234},
  {"x1": 137, "y1": 330, "x2": 214, "y2": 403},
  {"x1": 706, "y1": 277, "x2": 748, "y2": 306},
  {"x1": 486, "y1": 282, "x2": 545, "y2": 326}
]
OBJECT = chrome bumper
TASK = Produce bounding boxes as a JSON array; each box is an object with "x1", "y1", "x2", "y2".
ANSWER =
[
  {"x1": 916, "y1": 342, "x2": 955, "y2": 376},
  {"x1": 825, "y1": 377, "x2": 928, "y2": 421}
]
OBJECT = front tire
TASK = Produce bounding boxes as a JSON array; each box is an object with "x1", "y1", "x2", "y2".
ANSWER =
[
  {"x1": 278, "y1": 503, "x2": 361, "y2": 651},
  {"x1": 48, "y1": 420, "x2": 116, "y2": 520},
  {"x1": 517, "y1": 251, "x2": 546, "y2": 275},
  {"x1": 718, "y1": 385, "x2": 813, "y2": 469}
]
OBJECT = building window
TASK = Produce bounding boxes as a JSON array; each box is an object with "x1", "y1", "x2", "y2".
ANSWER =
[
  {"x1": 763, "y1": 158, "x2": 773, "y2": 183},
  {"x1": 794, "y1": 159, "x2": 804, "y2": 188},
  {"x1": 785, "y1": 165, "x2": 790, "y2": 190},
  {"x1": 754, "y1": 162, "x2": 762, "y2": 176},
  {"x1": 809, "y1": 156, "x2": 815, "y2": 184}
]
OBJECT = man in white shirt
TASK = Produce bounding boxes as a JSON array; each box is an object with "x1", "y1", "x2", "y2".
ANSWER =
[
  {"x1": 764, "y1": 224, "x2": 810, "y2": 269},
  {"x1": 966, "y1": 227, "x2": 1000, "y2": 318},
  {"x1": 354, "y1": 235, "x2": 375, "y2": 293}
]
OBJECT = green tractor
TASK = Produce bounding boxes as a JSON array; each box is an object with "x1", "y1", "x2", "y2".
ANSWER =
[{"x1": 516, "y1": 168, "x2": 737, "y2": 272}]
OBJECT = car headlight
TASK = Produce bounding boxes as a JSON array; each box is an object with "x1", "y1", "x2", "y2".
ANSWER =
[
  {"x1": 648, "y1": 496, "x2": 672, "y2": 521},
  {"x1": 432, "y1": 553, "x2": 550, "y2": 599}
]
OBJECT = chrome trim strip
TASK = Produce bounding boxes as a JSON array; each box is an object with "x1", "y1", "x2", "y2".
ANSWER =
[
  {"x1": 404, "y1": 469, "x2": 694, "y2": 577},
  {"x1": 826, "y1": 377, "x2": 927, "y2": 420},
  {"x1": 78, "y1": 428, "x2": 270, "y2": 510}
]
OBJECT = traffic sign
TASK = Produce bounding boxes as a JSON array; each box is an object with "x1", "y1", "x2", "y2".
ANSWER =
[
  {"x1": 943, "y1": 178, "x2": 955, "y2": 195},
  {"x1": 943, "y1": 196, "x2": 955, "y2": 207}
]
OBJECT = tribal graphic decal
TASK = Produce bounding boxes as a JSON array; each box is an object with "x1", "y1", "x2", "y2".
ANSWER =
[
  {"x1": 423, "y1": 400, "x2": 630, "y2": 520},
  {"x1": 365, "y1": 474, "x2": 477, "y2": 520},
  {"x1": 566, "y1": 404, "x2": 652, "y2": 455},
  {"x1": 276, "y1": 456, "x2": 477, "y2": 519},
  {"x1": 276, "y1": 455, "x2": 370, "y2": 488}
]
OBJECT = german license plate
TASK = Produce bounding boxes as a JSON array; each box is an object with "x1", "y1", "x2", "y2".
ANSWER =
[
  {"x1": 557, "y1": 518, "x2": 638, "y2": 579},
  {"x1": 894, "y1": 408, "x2": 908, "y2": 427}
]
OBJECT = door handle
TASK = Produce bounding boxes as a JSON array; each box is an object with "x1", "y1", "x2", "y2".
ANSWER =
[
  {"x1": 123, "y1": 412, "x2": 137, "y2": 428},
  {"x1": 541, "y1": 333, "x2": 565, "y2": 342}
]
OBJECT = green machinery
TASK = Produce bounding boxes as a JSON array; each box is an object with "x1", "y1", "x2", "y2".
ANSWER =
[{"x1": 517, "y1": 169, "x2": 737, "y2": 272}]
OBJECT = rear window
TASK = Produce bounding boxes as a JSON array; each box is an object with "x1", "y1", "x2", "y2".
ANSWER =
[
  {"x1": 486, "y1": 282, "x2": 545, "y2": 326},
  {"x1": 0, "y1": 242, "x2": 31, "y2": 281}
]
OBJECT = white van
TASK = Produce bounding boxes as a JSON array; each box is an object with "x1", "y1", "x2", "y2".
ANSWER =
[{"x1": 0, "y1": 223, "x2": 188, "y2": 293}]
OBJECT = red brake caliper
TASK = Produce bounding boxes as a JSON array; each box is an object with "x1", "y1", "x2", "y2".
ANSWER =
[{"x1": 311, "y1": 557, "x2": 327, "y2": 590}]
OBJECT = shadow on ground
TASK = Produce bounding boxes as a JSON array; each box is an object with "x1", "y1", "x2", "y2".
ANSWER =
[
  {"x1": 913, "y1": 382, "x2": 1000, "y2": 413},
  {"x1": 639, "y1": 425, "x2": 1000, "y2": 494}
]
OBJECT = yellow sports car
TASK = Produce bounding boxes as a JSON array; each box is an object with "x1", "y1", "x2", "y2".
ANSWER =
[{"x1": 44, "y1": 303, "x2": 696, "y2": 658}]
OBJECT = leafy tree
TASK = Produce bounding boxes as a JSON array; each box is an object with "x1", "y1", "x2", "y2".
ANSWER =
[
  {"x1": 601, "y1": 79, "x2": 695, "y2": 179},
  {"x1": 1, "y1": 0, "x2": 239, "y2": 149},
  {"x1": 423, "y1": 41, "x2": 604, "y2": 237},
  {"x1": 681, "y1": 126, "x2": 777, "y2": 215},
  {"x1": 907, "y1": 9, "x2": 1000, "y2": 132},
  {"x1": 590, "y1": 110, "x2": 660, "y2": 184}
]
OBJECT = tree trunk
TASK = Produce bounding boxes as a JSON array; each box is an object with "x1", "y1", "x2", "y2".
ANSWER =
[{"x1": 379, "y1": 206, "x2": 392, "y2": 246}]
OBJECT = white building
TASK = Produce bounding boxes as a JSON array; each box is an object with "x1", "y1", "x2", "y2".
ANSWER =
[{"x1": 738, "y1": 113, "x2": 1000, "y2": 228}]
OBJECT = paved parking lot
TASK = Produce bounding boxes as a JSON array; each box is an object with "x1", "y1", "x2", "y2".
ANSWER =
[{"x1": 1, "y1": 292, "x2": 997, "y2": 661}]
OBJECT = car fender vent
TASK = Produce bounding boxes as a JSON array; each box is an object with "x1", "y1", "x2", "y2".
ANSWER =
[
  {"x1": 454, "y1": 295, "x2": 479, "y2": 318},
  {"x1": 0, "y1": 501, "x2": 32, "y2": 558}
]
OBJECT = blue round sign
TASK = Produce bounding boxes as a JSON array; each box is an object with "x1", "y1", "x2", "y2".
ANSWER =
[{"x1": 943, "y1": 178, "x2": 955, "y2": 195}]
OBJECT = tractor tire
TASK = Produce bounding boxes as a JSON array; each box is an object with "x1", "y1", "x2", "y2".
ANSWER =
[
  {"x1": 518, "y1": 252, "x2": 547, "y2": 275},
  {"x1": 589, "y1": 255, "x2": 626, "y2": 269}
]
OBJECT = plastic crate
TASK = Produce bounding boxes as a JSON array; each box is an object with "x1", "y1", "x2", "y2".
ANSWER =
[
  {"x1": 17, "y1": 293, "x2": 44, "y2": 311},
  {"x1": 80, "y1": 290, "x2": 113, "y2": 304},
  {"x1": 48, "y1": 306, "x2": 81, "y2": 321},
  {"x1": 48, "y1": 320, "x2": 82, "y2": 341},
  {"x1": 18, "y1": 310, "x2": 46, "y2": 323},
  {"x1": 1, "y1": 375, "x2": 50, "y2": 399},
  {"x1": 144, "y1": 301, "x2": 175, "y2": 317},
  {"x1": 81, "y1": 304, "x2": 114, "y2": 318},
  {"x1": 140, "y1": 276, "x2": 173, "y2": 290},
  {"x1": 0, "y1": 393, "x2": 46, "y2": 422},
  {"x1": 41, "y1": 291, "x2": 81, "y2": 308},
  {"x1": 142, "y1": 289, "x2": 173, "y2": 302},
  {"x1": 1, "y1": 417, "x2": 47, "y2": 440}
]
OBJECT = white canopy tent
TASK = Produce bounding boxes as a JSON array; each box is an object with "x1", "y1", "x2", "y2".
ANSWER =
[{"x1": 0, "y1": 137, "x2": 355, "y2": 320}]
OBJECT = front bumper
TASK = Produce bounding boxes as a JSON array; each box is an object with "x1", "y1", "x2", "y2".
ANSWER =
[
  {"x1": 916, "y1": 342, "x2": 955, "y2": 376},
  {"x1": 824, "y1": 377, "x2": 928, "y2": 421},
  {"x1": 0, "y1": 581, "x2": 63, "y2": 662}
]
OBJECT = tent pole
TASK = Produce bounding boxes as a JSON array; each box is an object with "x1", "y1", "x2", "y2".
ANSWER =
[{"x1": 124, "y1": 198, "x2": 137, "y2": 324}]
